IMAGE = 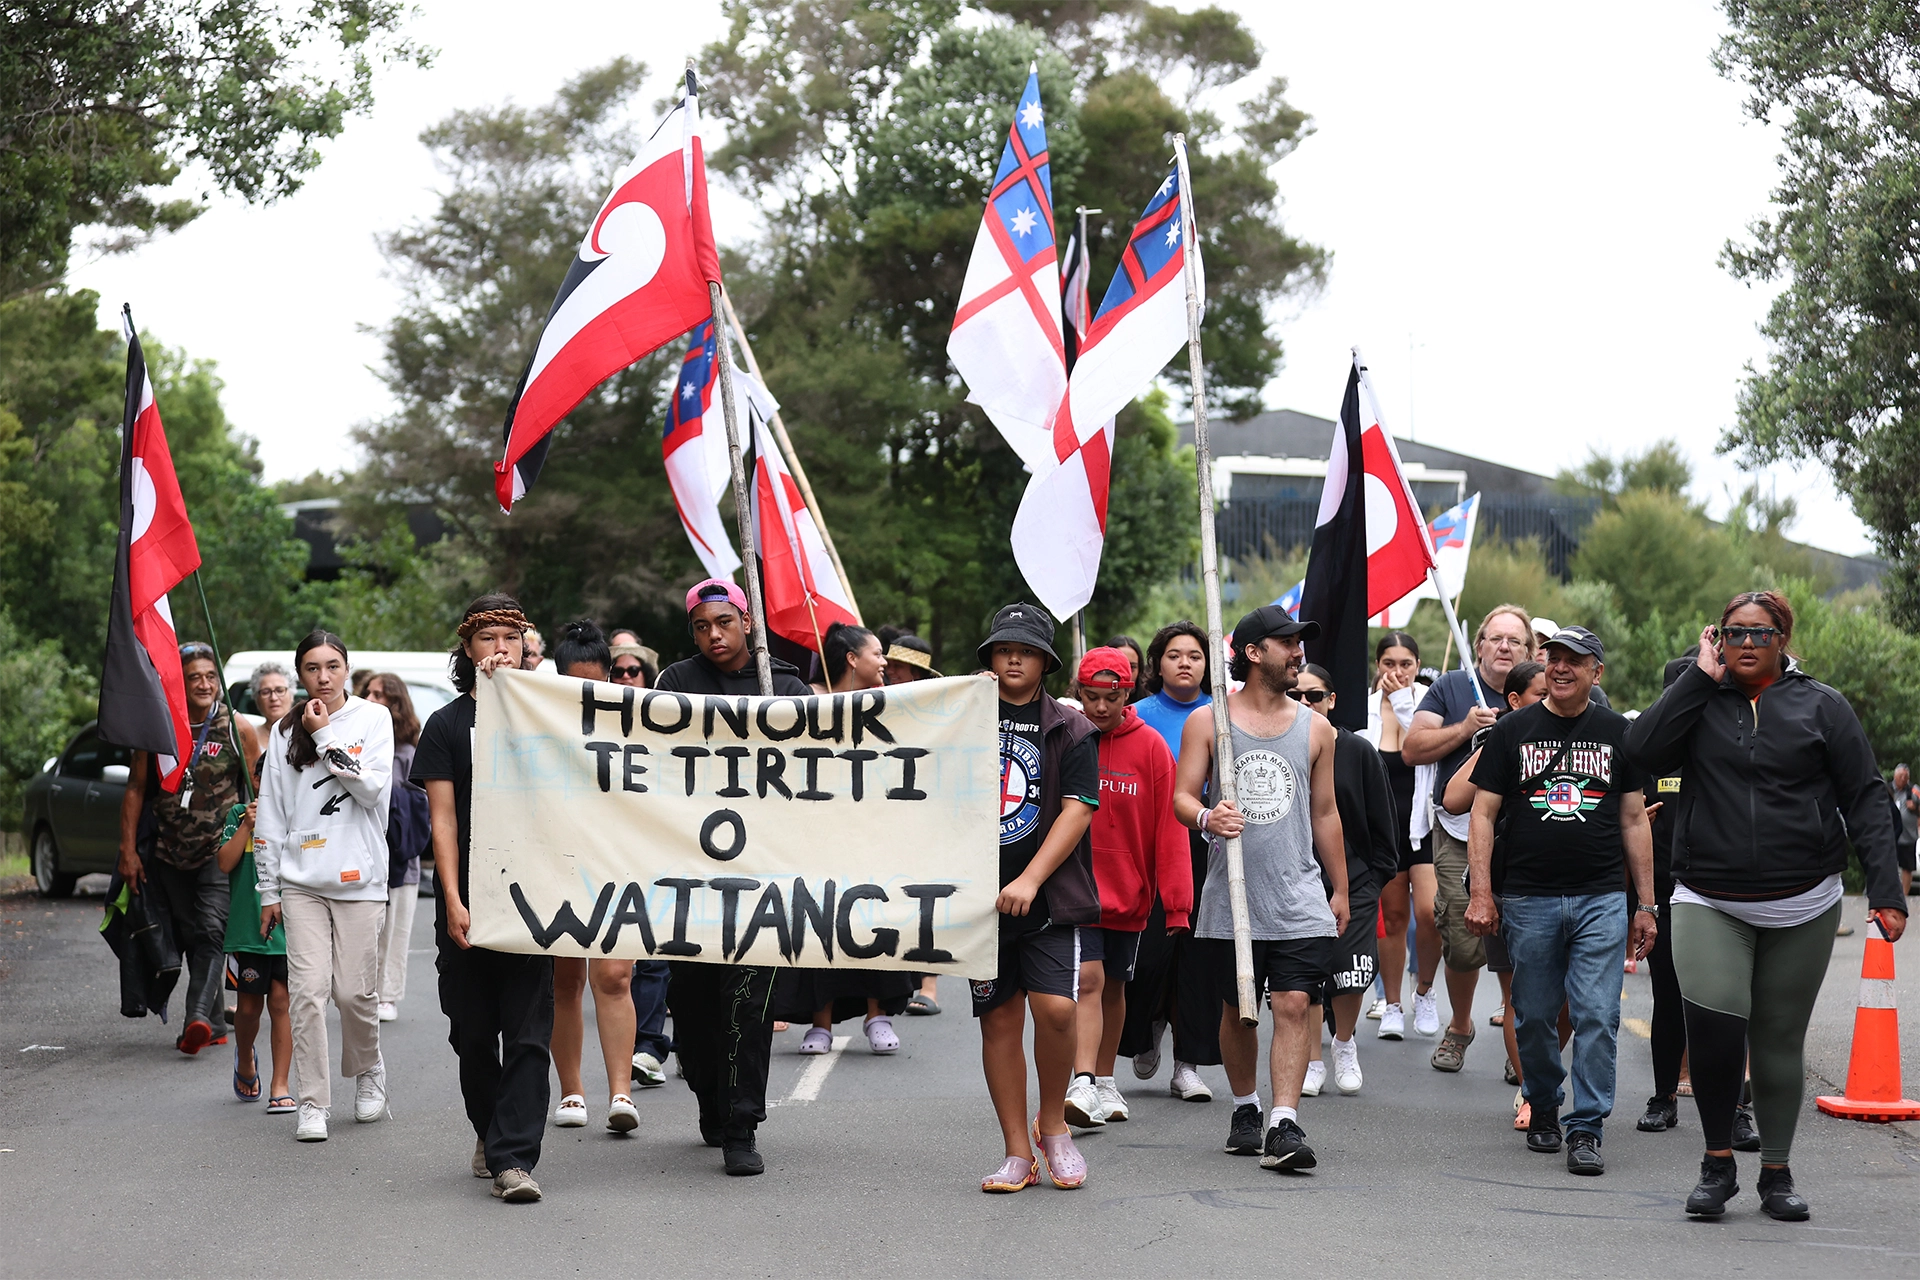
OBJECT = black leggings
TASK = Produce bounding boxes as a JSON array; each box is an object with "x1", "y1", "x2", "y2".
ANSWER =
[{"x1": 1648, "y1": 901, "x2": 1686, "y2": 1098}]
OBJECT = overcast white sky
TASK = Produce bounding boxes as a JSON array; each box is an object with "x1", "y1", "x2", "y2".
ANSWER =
[{"x1": 66, "y1": 0, "x2": 1877, "y2": 557}]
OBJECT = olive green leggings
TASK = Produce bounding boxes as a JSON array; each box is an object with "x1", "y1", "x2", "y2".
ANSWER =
[{"x1": 1670, "y1": 900, "x2": 1840, "y2": 1165}]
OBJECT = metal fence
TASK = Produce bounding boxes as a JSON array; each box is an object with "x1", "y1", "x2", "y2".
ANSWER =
[{"x1": 1211, "y1": 493, "x2": 1604, "y2": 579}]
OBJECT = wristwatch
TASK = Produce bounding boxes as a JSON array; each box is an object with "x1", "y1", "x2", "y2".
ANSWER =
[{"x1": 1635, "y1": 903, "x2": 1658, "y2": 915}]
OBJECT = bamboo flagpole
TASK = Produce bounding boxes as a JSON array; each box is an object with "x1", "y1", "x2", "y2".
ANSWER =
[
  {"x1": 708, "y1": 281, "x2": 775, "y2": 695},
  {"x1": 1174, "y1": 135, "x2": 1257, "y2": 1026},
  {"x1": 189, "y1": 569, "x2": 254, "y2": 803},
  {"x1": 717, "y1": 286, "x2": 861, "y2": 624}
]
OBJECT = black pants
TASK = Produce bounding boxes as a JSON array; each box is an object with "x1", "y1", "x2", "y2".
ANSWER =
[
  {"x1": 668, "y1": 962, "x2": 775, "y2": 1139},
  {"x1": 148, "y1": 859, "x2": 228, "y2": 1027},
  {"x1": 1118, "y1": 835, "x2": 1222, "y2": 1066},
  {"x1": 1648, "y1": 901, "x2": 1686, "y2": 1098},
  {"x1": 436, "y1": 919, "x2": 554, "y2": 1176}
]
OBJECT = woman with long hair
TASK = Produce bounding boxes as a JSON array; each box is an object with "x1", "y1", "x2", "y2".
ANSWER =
[
  {"x1": 256, "y1": 630, "x2": 395, "y2": 1143},
  {"x1": 1362, "y1": 631, "x2": 1443, "y2": 1041},
  {"x1": 366, "y1": 674, "x2": 425, "y2": 1023},
  {"x1": 1628, "y1": 590, "x2": 1907, "y2": 1221},
  {"x1": 773, "y1": 621, "x2": 916, "y2": 1056}
]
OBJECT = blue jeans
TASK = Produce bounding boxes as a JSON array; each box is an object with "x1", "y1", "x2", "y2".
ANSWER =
[
  {"x1": 631, "y1": 960, "x2": 674, "y2": 1059},
  {"x1": 1501, "y1": 893, "x2": 1628, "y2": 1136}
]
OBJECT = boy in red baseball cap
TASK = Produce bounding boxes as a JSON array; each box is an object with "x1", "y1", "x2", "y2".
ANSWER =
[{"x1": 1065, "y1": 648, "x2": 1193, "y2": 1129}]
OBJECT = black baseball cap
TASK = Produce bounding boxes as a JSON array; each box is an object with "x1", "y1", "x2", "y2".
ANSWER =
[
  {"x1": 1543, "y1": 625, "x2": 1605, "y2": 662},
  {"x1": 977, "y1": 601, "x2": 1061, "y2": 673},
  {"x1": 1231, "y1": 605, "x2": 1320, "y2": 651}
]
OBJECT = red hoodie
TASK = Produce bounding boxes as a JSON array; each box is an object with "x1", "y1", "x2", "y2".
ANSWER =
[{"x1": 1091, "y1": 706, "x2": 1194, "y2": 930}]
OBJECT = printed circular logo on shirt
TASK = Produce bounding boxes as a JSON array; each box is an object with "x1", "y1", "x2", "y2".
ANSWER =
[
  {"x1": 1531, "y1": 774, "x2": 1602, "y2": 821},
  {"x1": 1233, "y1": 749, "x2": 1297, "y2": 824},
  {"x1": 999, "y1": 732, "x2": 1043, "y2": 844}
]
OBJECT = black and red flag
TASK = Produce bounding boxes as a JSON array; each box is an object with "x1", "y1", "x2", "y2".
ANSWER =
[
  {"x1": 1298, "y1": 357, "x2": 1371, "y2": 731},
  {"x1": 97, "y1": 309, "x2": 201, "y2": 791},
  {"x1": 494, "y1": 69, "x2": 723, "y2": 511}
]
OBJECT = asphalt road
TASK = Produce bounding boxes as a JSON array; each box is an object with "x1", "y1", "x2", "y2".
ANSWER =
[{"x1": 5, "y1": 884, "x2": 1920, "y2": 1278}]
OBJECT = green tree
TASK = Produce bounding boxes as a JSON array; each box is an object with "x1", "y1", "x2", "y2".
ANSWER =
[
  {"x1": 0, "y1": 607, "x2": 99, "y2": 833},
  {"x1": 1785, "y1": 578, "x2": 1920, "y2": 768},
  {"x1": 1717, "y1": 1, "x2": 1920, "y2": 625},
  {"x1": 1, "y1": 0, "x2": 427, "y2": 296}
]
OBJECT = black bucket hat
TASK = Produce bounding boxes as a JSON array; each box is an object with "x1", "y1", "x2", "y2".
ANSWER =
[{"x1": 976, "y1": 601, "x2": 1061, "y2": 673}]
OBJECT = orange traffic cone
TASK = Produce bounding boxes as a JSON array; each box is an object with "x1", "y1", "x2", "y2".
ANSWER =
[{"x1": 1816, "y1": 922, "x2": 1920, "y2": 1123}]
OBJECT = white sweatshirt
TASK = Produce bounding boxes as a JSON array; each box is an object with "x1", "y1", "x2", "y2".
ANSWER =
[{"x1": 256, "y1": 696, "x2": 394, "y2": 904}]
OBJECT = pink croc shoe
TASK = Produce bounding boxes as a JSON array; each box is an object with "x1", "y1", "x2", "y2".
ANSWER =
[
  {"x1": 981, "y1": 1153, "x2": 1037, "y2": 1193},
  {"x1": 798, "y1": 1027, "x2": 833, "y2": 1055},
  {"x1": 1032, "y1": 1116, "x2": 1087, "y2": 1189},
  {"x1": 863, "y1": 1015, "x2": 899, "y2": 1054}
]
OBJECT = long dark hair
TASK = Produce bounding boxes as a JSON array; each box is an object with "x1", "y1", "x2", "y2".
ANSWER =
[
  {"x1": 823, "y1": 620, "x2": 878, "y2": 688},
  {"x1": 551, "y1": 619, "x2": 611, "y2": 677},
  {"x1": 450, "y1": 593, "x2": 526, "y2": 694},
  {"x1": 370, "y1": 674, "x2": 420, "y2": 748},
  {"x1": 1502, "y1": 660, "x2": 1546, "y2": 709},
  {"x1": 1720, "y1": 589, "x2": 1796, "y2": 662},
  {"x1": 1143, "y1": 620, "x2": 1210, "y2": 696},
  {"x1": 1375, "y1": 631, "x2": 1420, "y2": 662},
  {"x1": 285, "y1": 629, "x2": 349, "y2": 770}
]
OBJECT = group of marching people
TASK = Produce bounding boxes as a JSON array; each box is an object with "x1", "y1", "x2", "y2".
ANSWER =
[{"x1": 113, "y1": 579, "x2": 1908, "y2": 1219}]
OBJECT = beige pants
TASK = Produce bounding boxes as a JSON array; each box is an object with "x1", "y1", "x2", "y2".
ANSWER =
[
  {"x1": 282, "y1": 887, "x2": 384, "y2": 1110},
  {"x1": 377, "y1": 882, "x2": 419, "y2": 1004}
]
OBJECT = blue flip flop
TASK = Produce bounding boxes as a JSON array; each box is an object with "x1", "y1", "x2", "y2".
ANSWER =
[{"x1": 232, "y1": 1042, "x2": 261, "y2": 1102}]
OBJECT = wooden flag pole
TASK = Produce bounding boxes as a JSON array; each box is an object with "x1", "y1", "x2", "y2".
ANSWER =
[
  {"x1": 1174, "y1": 135, "x2": 1257, "y2": 1027},
  {"x1": 709, "y1": 281, "x2": 774, "y2": 695},
  {"x1": 189, "y1": 569, "x2": 253, "y2": 803},
  {"x1": 718, "y1": 286, "x2": 861, "y2": 624}
]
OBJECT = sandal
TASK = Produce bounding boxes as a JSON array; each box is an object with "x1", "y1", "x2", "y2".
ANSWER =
[
  {"x1": 232, "y1": 1041, "x2": 261, "y2": 1102},
  {"x1": 1488, "y1": 1009, "x2": 1504, "y2": 1027},
  {"x1": 1430, "y1": 1028, "x2": 1474, "y2": 1073},
  {"x1": 981, "y1": 1153, "x2": 1037, "y2": 1193},
  {"x1": 266, "y1": 1095, "x2": 297, "y2": 1114},
  {"x1": 798, "y1": 1026, "x2": 833, "y2": 1055},
  {"x1": 907, "y1": 992, "x2": 941, "y2": 1016},
  {"x1": 864, "y1": 1015, "x2": 899, "y2": 1054}
]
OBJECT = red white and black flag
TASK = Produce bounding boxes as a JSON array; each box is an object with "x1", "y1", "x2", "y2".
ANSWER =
[
  {"x1": 494, "y1": 69, "x2": 723, "y2": 511},
  {"x1": 1298, "y1": 358, "x2": 1372, "y2": 731},
  {"x1": 97, "y1": 310, "x2": 201, "y2": 791}
]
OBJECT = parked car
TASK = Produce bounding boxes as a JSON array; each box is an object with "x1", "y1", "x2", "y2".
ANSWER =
[
  {"x1": 222, "y1": 649, "x2": 458, "y2": 722},
  {"x1": 22, "y1": 721, "x2": 131, "y2": 897}
]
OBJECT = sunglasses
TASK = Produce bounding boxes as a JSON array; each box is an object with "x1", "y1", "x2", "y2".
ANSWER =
[
  {"x1": 1286, "y1": 688, "x2": 1330, "y2": 704},
  {"x1": 1716, "y1": 625, "x2": 1779, "y2": 648},
  {"x1": 610, "y1": 664, "x2": 645, "y2": 680}
]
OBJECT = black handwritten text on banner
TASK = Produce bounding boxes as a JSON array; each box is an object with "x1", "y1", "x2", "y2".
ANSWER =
[{"x1": 466, "y1": 670, "x2": 999, "y2": 976}]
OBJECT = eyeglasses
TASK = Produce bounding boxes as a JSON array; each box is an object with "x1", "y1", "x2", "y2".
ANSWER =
[
  {"x1": 1483, "y1": 636, "x2": 1529, "y2": 651},
  {"x1": 256, "y1": 685, "x2": 291, "y2": 699},
  {"x1": 1717, "y1": 625, "x2": 1779, "y2": 648},
  {"x1": 611, "y1": 665, "x2": 645, "y2": 680},
  {"x1": 1286, "y1": 688, "x2": 1330, "y2": 704}
]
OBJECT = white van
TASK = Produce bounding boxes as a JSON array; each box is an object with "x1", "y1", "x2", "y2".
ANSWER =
[{"x1": 223, "y1": 649, "x2": 459, "y2": 721}]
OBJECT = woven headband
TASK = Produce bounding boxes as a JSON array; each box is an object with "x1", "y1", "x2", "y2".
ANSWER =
[{"x1": 459, "y1": 608, "x2": 530, "y2": 639}]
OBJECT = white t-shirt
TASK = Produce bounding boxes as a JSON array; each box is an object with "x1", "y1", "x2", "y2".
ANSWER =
[{"x1": 1671, "y1": 875, "x2": 1843, "y2": 929}]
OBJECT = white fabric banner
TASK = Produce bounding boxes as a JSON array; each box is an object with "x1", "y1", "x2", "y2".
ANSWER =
[{"x1": 466, "y1": 669, "x2": 1000, "y2": 977}]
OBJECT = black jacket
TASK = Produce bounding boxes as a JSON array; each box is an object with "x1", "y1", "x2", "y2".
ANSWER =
[
  {"x1": 654, "y1": 651, "x2": 813, "y2": 698},
  {"x1": 1032, "y1": 691, "x2": 1102, "y2": 927},
  {"x1": 1625, "y1": 660, "x2": 1903, "y2": 912},
  {"x1": 1327, "y1": 727, "x2": 1399, "y2": 904}
]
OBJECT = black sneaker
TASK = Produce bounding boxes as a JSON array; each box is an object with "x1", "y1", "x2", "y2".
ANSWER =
[
  {"x1": 1757, "y1": 1164, "x2": 1810, "y2": 1221},
  {"x1": 1565, "y1": 1130, "x2": 1605, "y2": 1176},
  {"x1": 1526, "y1": 1105, "x2": 1563, "y2": 1154},
  {"x1": 1225, "y1": 1103, "x2": 1263, "y2": 1156},
  {"x1": 1685, "y1": 1153, "x2": 1740, "y2": 1216},
  {"x1": 723, "y1": 1133, "x2": 764, "y2": 1176},
  {"x1": 1732, "y1": 1105, "x2": 1761, "y2": 1152},
  {"x1": 1636, "y1": 1094, "x2": 1679, "y2": 1132},
  {"x1": 1259, "y1": 1118, "x2": 1317, "y2": 1171}
]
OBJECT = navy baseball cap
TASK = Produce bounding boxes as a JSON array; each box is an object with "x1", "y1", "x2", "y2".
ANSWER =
[{"x1": 1544, "y1": 625, "x2": 1605, "y2": 662}]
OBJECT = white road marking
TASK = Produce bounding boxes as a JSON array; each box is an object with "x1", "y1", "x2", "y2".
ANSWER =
[
  {"x1": 783, "y1": 1035, "x2": 851, "y2": 1104},
  {"x1": 19, "y1": 1044, "x2": 65, "y2": 1052}
]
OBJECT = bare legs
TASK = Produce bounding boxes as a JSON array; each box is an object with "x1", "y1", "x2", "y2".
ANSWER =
[
  {"x1": 1220, "y1": 991, "x2": 1315, "y2": 1110},
  {"x1": 233, "y1": 982, "x2": 291, "y2": 1100},
  {"x1": 982, "y1": 992, "x2": 1076, "y2": 1158},
  {"x1": 552, "y1": 957, "x2": 637, "y2": 1104},
  {"x1": 1379, "y1": 866, "x2": 1442, "y2": 1006}
]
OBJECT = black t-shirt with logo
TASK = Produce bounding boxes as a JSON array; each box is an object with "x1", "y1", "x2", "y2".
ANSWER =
[
  {"x1": 409, "y1": 694, "x2": 475, "y2": 909},
  {"x1": 1469, "y1": 701, "x2": 1644, "y2": 897},
  {"x1": 998, "y1": 696, "x2": 1099, "y2": 934}
]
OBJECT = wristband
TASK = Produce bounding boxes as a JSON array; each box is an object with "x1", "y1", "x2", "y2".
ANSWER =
[{"x1": 1198, "y1": 806, "x2": 1213, "y2": 834}]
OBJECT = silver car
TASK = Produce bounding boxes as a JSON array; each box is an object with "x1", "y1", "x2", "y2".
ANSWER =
[{"x1": 21, "y1": 721, "x2": 130, "y2": 897}]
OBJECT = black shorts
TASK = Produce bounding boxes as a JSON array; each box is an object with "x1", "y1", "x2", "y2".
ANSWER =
[
  {"x1": 971, "y1": 924, "x2": 1080, "y2": 1016},
  {"x1": 227, "y1": 952, "x2": 287, "y2": 995},
  {"x1": 1205, "y1": 935, "x2": 1335, "y2": 1006},
  {"x1": 1400, "y1": 834, "x2": 1434, "y2": 871},
  {"x1": 1079, "y1": 927, "x2": 1142, "y2": 982},
  {"x1": 1483, "y1": 930, "x2": 1513, "y2": 975},
  {"x1": 1323, "y1": 900, "x2": 1379, "y2": 1001},
  {"x1": 1899, "y1": 841, "x2": 1917, "y2": 874}
]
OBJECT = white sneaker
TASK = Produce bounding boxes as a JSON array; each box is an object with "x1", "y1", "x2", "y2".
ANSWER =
[
  {"x1": 1095, "y1": 1076, "x2": 1129, "y2": 1122},
  {"x1": 1169, "y1": 1062, "x2": 1212, "y2": 1101},
  {"x1": 1412, "y1": 989, "x2": 1441, "y2": 1037},
  {"x1": 1333, "y1": 1037, "x2": 1362, "y2": 1095},
  {"x1": 1301, "y1": 1059, "x2": 1327, "y2": 1097},
  {"x1": 1133, "y1": 1019, "x2": 1167, "y2": 1080},
  {"x1": 377, "y1": 1001, "x2": 398, "y2": 1023},
  {"x1": 1364, "y1": 997, "x2": 1386, "y2": 1021},
  {"x1": 631, "y1": 1051, "x2": 667, "y2": 1089},
  {"x1": 1378, "y1": 1003, "x2": 1406, "y2": 1040},
  {"x1": 1065, "y1": 1075, "x2": 1106, "y2": 1127},
  {"x1": 295, "y1": 1102, "x2": 329, "y2": 1142},
  {"x1": 353, "y1": 1056, "x2": 388, "y2": 1123},
  {"x1": 554, "y1": 1094, "x2": 588, "y2": 1127}
]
